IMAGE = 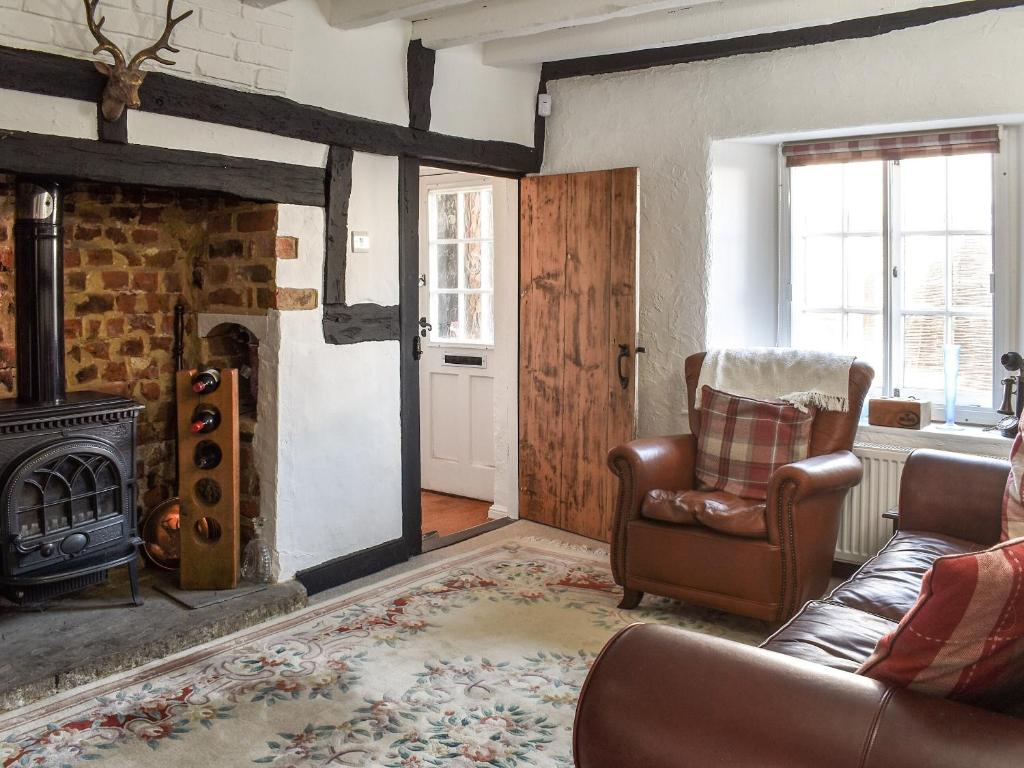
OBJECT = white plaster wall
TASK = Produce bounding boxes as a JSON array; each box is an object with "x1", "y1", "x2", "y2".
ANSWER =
[
  {"x1": 128, "y1": 110, "x2": 328, "y2": 166},
  {"x1": 0, "y1": 88, "x2": 97, "y2": 139},
  {"x1": 431, "y1": 44, "x2": 540, "y2": 148},
  {"x1": 708, "y1": 141, "x2": 778, "y2": 348},
  {"x1": 490, "y1": 175, "x2": 520, "y2": 519},
  {"x1": 542, "y1": 7, "x2": 1024, "y2": 436},
  {"x1": 287, "y1": 2, "x2": 408, "y2": 125},
  {"x1": 345, "y1": 153, "x2": 400, "y2": 306},
  {"x1": 274, "y1": 204, "x2": 403, "y2": 579}
]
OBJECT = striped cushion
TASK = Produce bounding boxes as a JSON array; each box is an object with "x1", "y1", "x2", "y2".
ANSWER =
[
  {"x1": 1003, "y1": 417, "x2": 1024, "y2": 541},
  {"x1": 695, "y1": 386, "x2": 815, "y2": 500},
  {"x1": 858, "y1": 537, "x2": 1024, "y2": 712}
]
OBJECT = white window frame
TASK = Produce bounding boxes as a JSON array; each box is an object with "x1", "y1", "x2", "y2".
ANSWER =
[
  {"x1": 423, "y1": 182, "x2": 496, "y2": 348},
  {"x1": 778, "y1": 126, "x2": 1018, "y2": 425}
]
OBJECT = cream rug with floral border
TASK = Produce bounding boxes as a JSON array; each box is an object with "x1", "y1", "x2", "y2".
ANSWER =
[{"x1": 0, "y1": 534, "x2": 766, "y2": 768}]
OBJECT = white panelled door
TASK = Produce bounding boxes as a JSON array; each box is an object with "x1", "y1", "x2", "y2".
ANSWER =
[{"x1": 418, "y1": 173, "x2": 497, "y2": 501}]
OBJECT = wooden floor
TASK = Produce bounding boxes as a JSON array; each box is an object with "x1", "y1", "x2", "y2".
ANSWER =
[{"x1": 421, "y1": 491, "x2": 491, "y2": 537}]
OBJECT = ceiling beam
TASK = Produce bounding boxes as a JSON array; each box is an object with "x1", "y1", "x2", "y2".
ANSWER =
[
  {"x1": 325, "y1": 0, "x2": 477, "y2": 29},
  {"x1": 482, "y1": 0, "x2": 966, "y2": 66},
  {"x1": 414, "y1": 0, "x2": 722, "y2": 50}
]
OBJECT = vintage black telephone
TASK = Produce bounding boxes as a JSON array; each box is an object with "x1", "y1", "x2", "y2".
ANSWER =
[{"x1": 997, "y1": 351, "x2": 1024, "y2": 438}]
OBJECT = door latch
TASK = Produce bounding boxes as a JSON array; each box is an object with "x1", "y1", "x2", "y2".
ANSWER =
[
  {"x1": 617, "y1": 344, "x2": 632, "y2": 390},
  {"x1": 418, "y1": 316, "x2": 433, "y2": 338},
  {"x1": 413, "y1": 335, "x2": 423, "y2": 361}
]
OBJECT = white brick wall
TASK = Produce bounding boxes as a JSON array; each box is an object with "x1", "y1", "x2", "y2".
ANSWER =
[{"x1": 0, "y1": 0, "x2": 294, "y2": 93}]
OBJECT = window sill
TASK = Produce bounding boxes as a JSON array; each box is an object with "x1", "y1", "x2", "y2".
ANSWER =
[{"x1": 855, "y1": 421, "x2": 1010, "y2": 458}]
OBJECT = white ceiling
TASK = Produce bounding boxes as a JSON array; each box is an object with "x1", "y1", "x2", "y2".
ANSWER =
[{"x1": 319, "y1": 0, "x2": 967, "y2": 66}]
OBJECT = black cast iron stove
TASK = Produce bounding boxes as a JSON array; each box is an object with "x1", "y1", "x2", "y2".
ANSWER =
[{"x1": 0, "y1": 179, "x2": 144, "y2": 606}]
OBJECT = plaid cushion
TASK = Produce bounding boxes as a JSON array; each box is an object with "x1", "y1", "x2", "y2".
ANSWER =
[
  {"x1": 1003, "y1": 415, "x2": 1024, "y2": 541},
  {"x1": 858, "y1": 537, "x2": 1024, "y2": 712},
  {"x1": 694, "y1": 386, "x2": 815, "y2": 500}
]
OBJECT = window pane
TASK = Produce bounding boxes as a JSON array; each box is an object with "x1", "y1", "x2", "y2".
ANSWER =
[
  {"x1": 435, "y1": 293, "x2": 459, "y2": 340},
  {"x1": 948, "y1": 153, "x2": 992, "y2": 232},
  {"x1": 434, "y1": 244, "x2": 459, "y2": 289},
  {"x1": 953, "y1": 314, "x2": 993, "y2": 397},
  {"x1": 900, "y1": 156, "x2": 947, "y2": 232},
  {"x1": 793, "y1": 312, "x2": 842, "y2": 352},
  {"x1": 847, "y1": 313, "x2": 884, "y2": 380},
  {"x1": 844, "y1": 161, "x2": 883, "y2": 233},
  {"x1": 461, "y1": 189, "x2": 493, "y2": 239},
  {"x1": 950, "y1": 235, "x2": 992, "y2": 309},
  {"x1": 465, "y1": 293, "x2": 483, "y2": 341},
  {"x1": 902, "y1": 235, "x2": 946, "y2": 310},
  {"x1": 802, "y1": 236, "x2": 843, "y2": 308},
  {"x1": 464, "y1": 242, "x2": 493, "y2": 290},
  {"x1": 435, "y1": 192, "x2": 458, "y2": 239},
  {"x1": 902, "y1": 314, "x2": 945, "y2": 391},
  {"x1": 845, "y1": 236, "x2": 883, "y2": 309},
  {"x1": 791, "y1": 164, "x2": 843, "y2": 234}
]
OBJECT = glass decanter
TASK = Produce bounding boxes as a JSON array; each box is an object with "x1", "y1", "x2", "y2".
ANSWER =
[{"x1": 240, "y1": 517, "x2": 274, "y2": 583}]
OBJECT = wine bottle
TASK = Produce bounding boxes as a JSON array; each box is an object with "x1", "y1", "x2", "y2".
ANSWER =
[
  {"x1": 190, "y1": 405, "x2": 221, "y2": 434},
  {"x1": 193, "y1": 440, "x2": 223, "y2": 469},
  {"x1": 191, "y1": 367, "x2": 221, "y2": 394}
]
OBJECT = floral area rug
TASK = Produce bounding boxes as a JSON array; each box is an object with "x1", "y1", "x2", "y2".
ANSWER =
[{"x1": 0, "y1": 536, "x2": 766, "y2": 767}]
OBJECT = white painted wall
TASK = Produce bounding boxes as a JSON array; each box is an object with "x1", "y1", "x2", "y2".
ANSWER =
[
  {"x1": 0, "y1": 0, "x2": 538, "y2": 146},
  {"x1": 431, "y1": 44, "x2": 540, "y2": 147},
  {"x1": 274, "y1": 204, "x2": 403, "y2": 579},
  {"x1": 708, "y1": 141, "x2": 778, "y2": 348},
  {"x1": 345, "y1": 153, "x2": 400, "y2": 305},
  {"x1": 542, "y1": 7, "x2": 1024, "y2": 436}
]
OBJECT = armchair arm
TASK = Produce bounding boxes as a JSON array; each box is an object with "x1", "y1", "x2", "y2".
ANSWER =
[
  {"x1": 574, "y1": 624, "x2": 1024, "y2": 768},
  {"x1": 606, "y1": 435, "x2": 696, "y2": 582},
  {"x1": 897, "y1": 449, "x2": 1008, "y2": 546},
  {"x1": 765, "y1": 451, "x2": 863, "y2": 618},
  {"x1": 767, "y1": 450, "x2": 864, "y2": 504}
]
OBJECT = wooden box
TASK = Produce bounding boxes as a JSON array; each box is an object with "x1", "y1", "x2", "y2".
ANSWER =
[
  {"x1": 177, "y1": 368, "x2": 240, "y2": 590},
  {"x1": 868, "y1": 397, "x2": 930, "y2": 430}
]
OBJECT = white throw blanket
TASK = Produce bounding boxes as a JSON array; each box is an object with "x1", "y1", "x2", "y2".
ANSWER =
[{"x1": 696, "y1": 347, "x2": 855, "y2": 413}]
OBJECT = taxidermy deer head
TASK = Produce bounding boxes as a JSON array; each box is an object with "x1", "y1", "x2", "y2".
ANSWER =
[{"x1": 84, "y1": 0, "x2": 194, "y2": 122}]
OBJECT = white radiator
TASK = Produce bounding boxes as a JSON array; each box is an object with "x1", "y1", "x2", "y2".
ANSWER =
[{"x1": 834, "y1": 442, "x2": 911, "y2": 564}]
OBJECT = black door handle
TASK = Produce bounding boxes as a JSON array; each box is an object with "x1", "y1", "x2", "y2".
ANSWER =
[{"x1": 617, "y1": 344, "x2": 631, "y2": 390}]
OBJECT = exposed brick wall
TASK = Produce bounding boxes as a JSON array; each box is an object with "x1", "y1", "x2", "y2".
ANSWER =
[
  {"x1": 0, "y1": 0, "x2": 293, "y2": 93},
  {"x1": 0, "y1": 176, "x2": 279, "y2": 523}
]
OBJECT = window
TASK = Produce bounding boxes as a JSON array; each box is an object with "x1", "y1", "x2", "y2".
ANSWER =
[
  {"x1": 426, "y1": 186, "x2": 494, "y2": 345},
  {"x1": 783, "y1": 128, "x2": 1003, "y2": 419}
]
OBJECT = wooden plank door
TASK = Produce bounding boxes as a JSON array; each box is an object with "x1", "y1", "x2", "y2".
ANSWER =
[{"x1": 519, "y1": 168, "x2": 638, "y2": 542}]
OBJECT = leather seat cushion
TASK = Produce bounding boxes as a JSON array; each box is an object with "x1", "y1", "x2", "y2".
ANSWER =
[
  {"x1": 640, "y1": 489, "x2": 767, "y2": 538},
  {"x1": 828, "y1": 531, "x2": 982, "y2": 622},
  {"x1": 760, "y1": 600, "x2": 898, "y2": 672}
]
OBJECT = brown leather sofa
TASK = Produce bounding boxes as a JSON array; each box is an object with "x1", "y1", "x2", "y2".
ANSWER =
[
  {"x1": 575, "y1": 449, "x2": 1024, "y2": 768},
  {"x1": 607, "y1": 353, "x2": 874, "y2": 622}
]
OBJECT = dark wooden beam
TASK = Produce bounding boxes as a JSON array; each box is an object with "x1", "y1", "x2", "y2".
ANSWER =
[
  {"x1": 322, "y1": 303, "x2": 400, "y2": 344},
  {"x1": 296, "y1": 537, "x2": 408, "y2": 595},
  {"x1": 0, "y1": 129, "x2": 325, "y2": 206},
  {"x1": 398, "y1": 155, "x2": 423, "y2": 557},
  {"x1": 407, "y1": 39, "x2": 436, "y2": 132},
  {"x1": 324, "y1": 146, "x2": 354, "y2": 306},
  {"x1": 542, "y1": 0, "x2": 1024, "y2": 81},
  {"x1": 0, "y1": 44, "x2": 538, "y2": 174}
]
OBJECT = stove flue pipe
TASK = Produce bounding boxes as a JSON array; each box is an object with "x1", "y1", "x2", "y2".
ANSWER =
[{"x1": 14, "y1": 178, "x2": 66, "y2": 405}]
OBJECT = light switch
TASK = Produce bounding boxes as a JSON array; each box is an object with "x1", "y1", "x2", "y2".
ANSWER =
[{"x1": 351, "y1": 232, "x2": 370, "y2": 252}]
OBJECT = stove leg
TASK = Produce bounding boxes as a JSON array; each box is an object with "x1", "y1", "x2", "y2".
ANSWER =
[{"x1": 127, "y1": 558, "x2": 144, "y2": 607}]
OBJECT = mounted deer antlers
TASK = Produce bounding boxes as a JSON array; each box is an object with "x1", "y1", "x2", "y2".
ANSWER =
[{"x1": 84, "y1": 0, "x2": 194, "y2": 122}]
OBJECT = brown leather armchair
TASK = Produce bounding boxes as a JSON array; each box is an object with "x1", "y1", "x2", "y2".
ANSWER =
[{"x1": 607, "y1": 352, "x2": 874, "y2": 622}]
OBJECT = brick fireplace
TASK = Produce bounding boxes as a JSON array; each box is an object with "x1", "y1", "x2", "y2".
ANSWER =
[{"x1": 0, "y1": 174, "x2": 316, "y2": 593}]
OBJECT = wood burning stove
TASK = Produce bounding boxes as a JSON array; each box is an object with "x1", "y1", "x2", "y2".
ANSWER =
[{"x1": 0, "y1": 179, "x2": 144, "y2": 605}]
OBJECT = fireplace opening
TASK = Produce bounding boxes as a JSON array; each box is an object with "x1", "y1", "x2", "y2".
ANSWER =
[{"x1": 0, "y1": 175, "x2": 281, "y2": 602}]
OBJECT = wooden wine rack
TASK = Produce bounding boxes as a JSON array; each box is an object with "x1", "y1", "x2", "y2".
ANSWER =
[{"x1": 176, "y1": 368, "x2": 240, "y2": 590}]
